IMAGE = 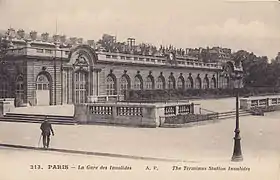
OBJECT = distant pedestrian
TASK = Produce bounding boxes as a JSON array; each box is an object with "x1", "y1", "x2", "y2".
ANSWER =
[{"x1": 40, "y1": 117, "x2": 54, "y2": 149}]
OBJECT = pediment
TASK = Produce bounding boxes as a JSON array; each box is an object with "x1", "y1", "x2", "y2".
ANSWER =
[
  {"x1": 67, "y1": 45, "x2": 97, "y2": 66},
  {"x1": 74, "y1": 54, "x2": 89, "y2": 67}
]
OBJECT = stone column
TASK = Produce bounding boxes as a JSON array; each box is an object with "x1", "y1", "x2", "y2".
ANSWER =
[
  {"x1": 69, "y1": 69, "x2": 73, "y2": 104},
  {"x1": 90, "y1": 68, "x2": 101, "y2": 102},
  {"x1": 175, "y1": 105, "x2": 179, "y2": 115},
  {"x1": 190, "y1": 103, "x2": 194, "y2": 114},
  {"x1": 62, "y1": 68, "x2": 69, "y2": 104}
]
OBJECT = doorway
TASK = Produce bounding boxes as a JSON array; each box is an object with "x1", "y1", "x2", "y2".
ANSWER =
[{"x1": 36, "y1": 74, "x2": 51, "y2": 106}]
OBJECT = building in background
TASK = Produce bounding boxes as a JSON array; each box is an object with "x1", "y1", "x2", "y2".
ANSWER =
[{"x1": 0, "y1": 28, "x2": 242, "y2": 106}]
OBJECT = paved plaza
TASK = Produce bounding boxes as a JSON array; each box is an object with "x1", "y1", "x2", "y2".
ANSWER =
[
  {"x1": 193, "y1": 97, "x2": 237, "y2": 112},
  {"x1": 1, "y1": 97, "x2": 280, "y2": 179},
  {"x1": 9, "y1": 104, "x2": 75, "y2": 116},
  {"x1": 1, "y1": 111, "x2": 280, "y2": 161},
  {"x1": 8, "y1": 97, "x2": 237, "y2": 116}
]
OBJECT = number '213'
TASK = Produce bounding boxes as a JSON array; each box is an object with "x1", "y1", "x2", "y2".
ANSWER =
[{"x1": 30, "y1": 165, "x2": 42, "y2": 169}]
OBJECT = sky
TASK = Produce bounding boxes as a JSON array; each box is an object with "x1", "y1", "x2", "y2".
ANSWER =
[{"x1": 0, "y1": 0, "x2": 279, "y2": 59}]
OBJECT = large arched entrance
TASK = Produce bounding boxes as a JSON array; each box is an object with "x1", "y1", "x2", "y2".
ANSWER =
[
  {"x1": 36, "y1": 73, "x2": 51, "y2": 106},
  {"x1": 68, "y1": 45, "x2": 97, "y2": 104}
]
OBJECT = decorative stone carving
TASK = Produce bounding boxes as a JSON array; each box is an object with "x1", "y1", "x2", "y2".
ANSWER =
[
  {"x1": 60, "y1": 35, "x2": 66, "y2": 44},
  {"x1": 69, "y1": 37, "x2": 77, "y2": 45},
  {"x1": 53, "y1": 34, "x2": 60, "y2": 43},
  {"x1": 77, "y1": 38, "x2": 83, "y2": 44},
  {"x1": 74, "y1": 55, "x2": 88, "y2": 67},
  {"x1": 30, "y1": 31, "x2": 37, "y2": 41},
  {"x1": 7, "y1": 28, "x2": 16, "y2": 39},
  {"x1": 17, "y1": 29, "x2": 25, "y2": 39},
  {"x1": 87, "y1": 40, "x2": 95, "y2": 47},
  {"x1": 41, "y1": 33, "x2": 49, "y2": 42}
]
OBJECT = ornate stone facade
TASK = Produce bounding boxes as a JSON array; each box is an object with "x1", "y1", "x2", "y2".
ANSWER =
[{"x1": 0, "y1": 30, "x2": 243, "y2": 106}]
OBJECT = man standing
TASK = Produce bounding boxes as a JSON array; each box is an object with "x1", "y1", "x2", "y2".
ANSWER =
[{"x1": 40, "y1": 117, "x2": 54, "y2": 149}]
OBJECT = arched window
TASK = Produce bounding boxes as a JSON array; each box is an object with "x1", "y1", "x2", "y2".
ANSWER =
[
  {"x1": 36, "y1": 73, "x2": 52, "y2": 106},
  {"x1": 195, "y1": 77, "x2": 201, "y2": 89},
  {"x1": 134, "y1": 75, "x2": 143, "y2": 90},
  {"x1": 145, "y1": 76, "x2": 154, "y2": 90},
  {"x1": 0, "y1": 76, "x2": 8, "y2": 98},
  {"x1": 177, "y1": 77, "x2": 184, "y2": 89},
  {"x1": 168, "y1": 75, "x2": 175, "y2": 89},
  {"x1": 106, "y1": 75, "x2": 116, "y2": 95},
  {"x1": 186, "y1": 77, "x2": 193, "y2": 89},
  {"x1": 203, "y1": 77, "x2": 209, "y2": 89},
  {"x1": 156, "y1": 76, "x2": 165, "y2": 89},
  {"x1": 36, "y1": 74, "x2": 49, "y2": 90},
  {"x1": 210, "y1": 77, "x2": 216, "y2": 89},
  {"x1": 120, "y1": 75, "x2": 129, "y2": 95},
  {"x1": 74, "y1": 71, "x2": 87, "y2": 103},
  {"x1": 16, "y1": 75, "x2": 24, "y2": 103}
]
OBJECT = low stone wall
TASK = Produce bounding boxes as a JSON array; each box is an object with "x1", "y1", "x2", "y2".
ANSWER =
[
  {"x1": 240, "y1": 95, "x2": 280, "y2": 110},
  {"x1": 74, "y1": 101, "x2": 194, "y2": 128},
  {"x1": 74, "y1": 103, "x2": 158, "y2": 127},
  {"x1": 250, "y1": 105, "x2": 280, "y2": 113},
  {"x1": 162, "y1": 113, "x2": 219, "y2": 125}
]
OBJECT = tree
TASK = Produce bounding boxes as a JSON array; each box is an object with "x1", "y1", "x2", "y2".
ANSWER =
[
  {"x1": 97, "y1": 34, "x2": 116, "y2": 52},
  {"x1": 232, "y1": 50, "x2": 272, "y2": 87}
]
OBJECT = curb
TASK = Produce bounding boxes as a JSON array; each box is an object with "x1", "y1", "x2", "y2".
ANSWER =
[{"x1": 0, "y1": 143, "x2": 198, "y2": 163}]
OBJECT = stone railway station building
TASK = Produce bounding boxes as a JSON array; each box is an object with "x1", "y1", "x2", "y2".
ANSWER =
[{"x1": 0, "y1": 29, "x2": 243, "y2": 107}]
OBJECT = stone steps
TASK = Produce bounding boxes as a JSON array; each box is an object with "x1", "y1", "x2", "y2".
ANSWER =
[
  {"x1": 218, "y1": 110, "x2": 251, "y2": 120},
  {"x1": 0, "y1": 113, "x2": 77, "y2": 125}
]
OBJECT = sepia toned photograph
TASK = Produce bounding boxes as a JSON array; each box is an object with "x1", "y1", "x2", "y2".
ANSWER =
[{"x1": 0, "y1": 0, "x2": 280, "y2": 179}]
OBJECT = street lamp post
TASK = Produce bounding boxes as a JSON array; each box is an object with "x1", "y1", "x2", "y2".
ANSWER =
[{"x1": 231, "y1": 72, "x2": 243, "y2": 162}]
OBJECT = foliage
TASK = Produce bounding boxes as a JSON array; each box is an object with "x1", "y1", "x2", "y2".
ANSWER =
[
  {"x1": 233, "y1": 50, "x2": 280, "y2": 88},
  {"x1": 125, "y1": 86, "x2": 280, "y2": 101},
  {"x1": 126, "y1": 89, "x2": 235, "y2": 101}
]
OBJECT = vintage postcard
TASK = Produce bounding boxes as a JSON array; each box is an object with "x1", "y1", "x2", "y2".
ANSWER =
[{"x1": 0, "y1": 0, "x2": 280, "y2": 179}]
